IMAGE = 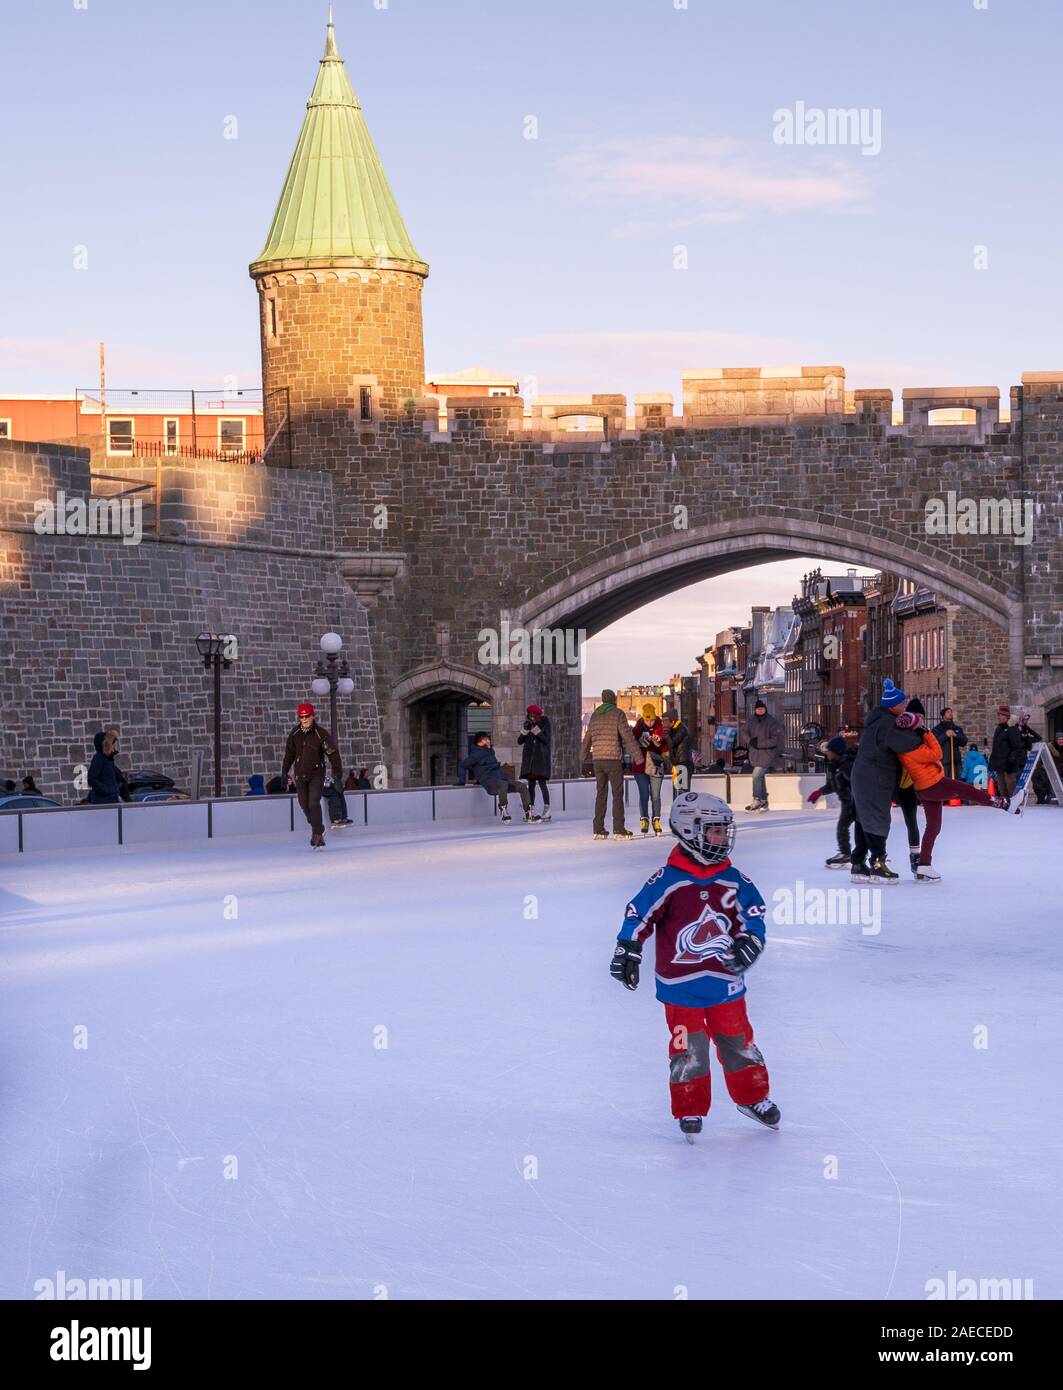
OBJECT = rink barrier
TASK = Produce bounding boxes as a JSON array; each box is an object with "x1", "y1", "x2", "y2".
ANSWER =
[{"x1": 0, "y1": 773, "x2": 834, "y2": 854}]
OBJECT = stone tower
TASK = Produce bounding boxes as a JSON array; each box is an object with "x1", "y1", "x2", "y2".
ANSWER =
[{"x1": 249, "y1": 7, "x2": 429, "y2": 466}]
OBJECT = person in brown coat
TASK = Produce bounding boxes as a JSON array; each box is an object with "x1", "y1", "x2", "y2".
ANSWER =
[
  {"x1": 579, "y1": 689, "x2": 641, "y2": 839},
  {"x1": 282, "y1": 702, "x2": 343, "y2": 848}
]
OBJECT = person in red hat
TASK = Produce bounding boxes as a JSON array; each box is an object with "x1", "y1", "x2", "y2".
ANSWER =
[
  {"x1": 988, "y1": 705, "x2": 1025, "y2": 800},
  {"x1": 282, "y1": 702, "x2": 343, "y2": 849},
  {"x1": 518, "y1": 704, "x2": 552, "y2": 820}
]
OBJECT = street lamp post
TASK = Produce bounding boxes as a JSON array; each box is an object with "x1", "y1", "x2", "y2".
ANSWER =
[
  {"x1": 311, "y1": 632, "x2": 355, "y2": 744},
  {"x1": 195, "y1": 633, "x2": 237, "y2": 798}
]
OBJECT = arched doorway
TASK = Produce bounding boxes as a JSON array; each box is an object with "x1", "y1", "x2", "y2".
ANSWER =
[
  {"x1": 392, "y1": 664, "x2": 499, "y2": 787},
  {"x1": 1042, "y1": 686, "x2": 1063, "y2": 741}
]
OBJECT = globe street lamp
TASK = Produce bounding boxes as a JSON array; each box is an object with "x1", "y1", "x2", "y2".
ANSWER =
[
  {"x1": 312, "y1": 632, "x2": 355, "y2": 742},
  {"x1": 196, "y1": 632, "x2": 237, "y2": 797}
]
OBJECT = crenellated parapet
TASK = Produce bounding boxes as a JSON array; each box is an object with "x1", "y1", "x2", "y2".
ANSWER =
[{"x1": 414, "y1": 367, "x2": 1038, "y2": 447}]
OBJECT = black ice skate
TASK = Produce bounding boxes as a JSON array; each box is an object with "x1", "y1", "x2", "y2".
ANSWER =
[
  {"x1": 593, "y1": 831, "x2": 609, "y2": 841},
  {"x1": 850, "y1": 860, "x2": 872, "y2": 882},
  {"x1": 500, "y1": 809, "x2": 512, "y2": 824},
  {"x1": 825, "y1": 851, "x2": 851, "y2": 870},
  {"x1": 613, "y1": 829, "x2": 634, "y2": 841},
  {"x1": 523, "y1": 810, "x2": 542, "y2": 824},
  {"x1": 737, "y1": 1098, "x2": 781, "y2": 1130},
  {"x1": 869, "y1": 858, "x2": 899, "y2": 884},
  {"x1": 310, "y1": 833, "x2": 326, "y2": 851},
  {"x1": 909, "y1": 850, "x2": 920, "y2": 877},
  {"x1": 679, "y1": 1116, "x2": 703, "y2": 1143}
]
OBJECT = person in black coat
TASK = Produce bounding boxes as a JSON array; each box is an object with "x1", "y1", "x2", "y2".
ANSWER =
[
  {"x1": 1016, "y1": 708, "x2": 1050, "y2": 803},
  {"x1": 850, "y1": 680, "x2": 923, "y2": 880},
  {"x1": 988, "y1": 706, "x2": 1026, "y2": 798},
  {"x1": 808, "y1": 734, "x2": 859, "y2": 866},
  {"x1": 517, "y1": 704, "x2": 552, "y2": 819},
  {"x1": 87, "y1": 729, "x2": 130, "y2": 804},
  {"x1": 457, "y1": 735, "x2": 537, "y2": 823},
  {"x1": 665, "y1": 715, "x2": 694, "y2": 790},
  {"x1": 930, "y1": 707, "x2": 968, "y2": 780},
  {"x1": 893, "y1": 698, "x2": 929, "y2": 873}
]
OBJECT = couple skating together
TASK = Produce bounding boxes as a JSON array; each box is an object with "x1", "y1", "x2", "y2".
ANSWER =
[{"x1": 848, "y1": 680, "x2": 1013, "y2": 884}]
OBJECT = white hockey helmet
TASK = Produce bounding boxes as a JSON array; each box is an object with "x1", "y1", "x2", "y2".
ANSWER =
[{"x1": 668, "y1": 790, "x2": 735, "y2": 866}]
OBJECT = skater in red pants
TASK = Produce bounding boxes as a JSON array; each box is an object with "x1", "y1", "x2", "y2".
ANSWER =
[
  {"x1": 895, "y1": 710, "x2": 1010, "y2": 882},
  {"x1": 609, "y1": 791, "x2": 780, "y2": 1139},
  {"x1": 665, "y1": 999, "x2": 770, "y2": 1120}
]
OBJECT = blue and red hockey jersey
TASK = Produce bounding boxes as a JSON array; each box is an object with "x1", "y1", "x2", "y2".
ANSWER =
[{"x1": 618, "y1": 846, "x2": 768, "y2": 1005}]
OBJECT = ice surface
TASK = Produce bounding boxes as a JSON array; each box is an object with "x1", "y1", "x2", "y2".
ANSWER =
[{"x1": 2, "y1": 805, "x2": 1061, "y2": 1301}]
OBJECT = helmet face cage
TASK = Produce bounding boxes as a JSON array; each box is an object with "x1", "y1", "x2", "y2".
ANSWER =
[{"x1": 669, "y1": 792, "x2": 735, "y2": 865}]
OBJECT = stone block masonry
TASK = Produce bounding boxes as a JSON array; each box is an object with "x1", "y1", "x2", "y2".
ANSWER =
[
  {"x1": 1, "y1": 440, "x2": 381, "y2": 801},
  {"x1": 4, "y1": 368, "x2": 1062, "y2": 790},
  {"x1": 256, "y1": 269, "x2": 427, "y2": 465},
  {"x1": 307, "y1": 372, "x2": 1060, "y2": 781}
]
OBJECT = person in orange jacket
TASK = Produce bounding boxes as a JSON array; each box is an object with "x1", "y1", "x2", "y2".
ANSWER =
[{"x1": 894, "y1": 708, "x2": 1010, "y2": 882}]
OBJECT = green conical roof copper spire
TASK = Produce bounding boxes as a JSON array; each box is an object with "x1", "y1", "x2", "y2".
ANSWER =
[{"x1": 250, "y1": 6, "x2": 427, "y2": 275}]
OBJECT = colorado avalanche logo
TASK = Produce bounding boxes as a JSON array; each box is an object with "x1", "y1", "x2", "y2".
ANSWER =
[{"x1": 672, "y1": 904, "x2": 734, "y2": 964}]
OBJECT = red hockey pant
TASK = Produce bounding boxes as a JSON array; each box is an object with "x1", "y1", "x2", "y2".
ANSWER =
[
  {"x1": 916, "y1": 777, "x2": 997, "y2": 866},
  {"x1": 665, "y1": 999, "x2": 769, "y2": 1119}
]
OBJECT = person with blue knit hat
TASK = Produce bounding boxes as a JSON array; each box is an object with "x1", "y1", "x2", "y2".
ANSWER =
[
  {"x1": 880, "y1": 679, "x2": 907, "y2": 709},
  {"x1": 849, "y1": 679, "x2": 924, "y2": 883}
]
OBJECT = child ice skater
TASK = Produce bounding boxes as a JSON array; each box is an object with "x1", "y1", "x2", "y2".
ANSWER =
[
  {"x1": 894, "y1": 709, "x2": 1010, "y2": 882},
  {"x1": 807, "y1": 730, "x2": 860, "y2": 868},
  {"x1": 609, "y1": 791, "x2": 781, "y2": 1139}
]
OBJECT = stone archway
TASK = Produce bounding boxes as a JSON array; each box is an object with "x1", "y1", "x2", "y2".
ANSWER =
[
  {"x1": 1037, "y1": 678, "x2": 1063, "y2": 740},
  {"x1": 491, "y1": 515, "x2": 1023, "y2": 777},
  {"x1": 391, "y1": 662, "x2": 499, "y2": 787},
  {"x1": 518, "y1": 515, "x2": 1019, "y2": 639}
]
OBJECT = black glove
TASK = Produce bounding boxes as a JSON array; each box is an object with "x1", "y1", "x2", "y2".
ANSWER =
[
  {"x1": 610, "y1": 936, "x2": 642, "y2": 990},
  {"x1": 723, "y1": 932, "x2": 764, "y2": 974}
]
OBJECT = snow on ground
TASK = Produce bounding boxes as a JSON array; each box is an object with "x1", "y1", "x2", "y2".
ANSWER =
[{"x1": 2, "y1": 804, "x2": 1061, "y2": 1301}]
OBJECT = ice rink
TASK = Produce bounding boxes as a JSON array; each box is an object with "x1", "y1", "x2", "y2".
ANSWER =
[{"x1": 2, "y1": 805, "x2": 1061, "y2": 1301}]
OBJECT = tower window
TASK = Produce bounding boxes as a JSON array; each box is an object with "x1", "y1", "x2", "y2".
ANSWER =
[
  {"x1": 268, "y1": 297, "x2": 278, "y2": 338},
  {"x1": 360, "y1": 386, "x2": 373, "y2": 421}
]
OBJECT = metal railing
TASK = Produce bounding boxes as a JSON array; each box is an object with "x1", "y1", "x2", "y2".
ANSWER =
[
  {"x1": 74, "y1": 387, "x2": 272, "y2": 464},
  {"x1": 68, "y1": 387, "x2": 295, "y2": 467},
  {"x1": 131, "y1": 440, "x2": 264, "y2": 465}
]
